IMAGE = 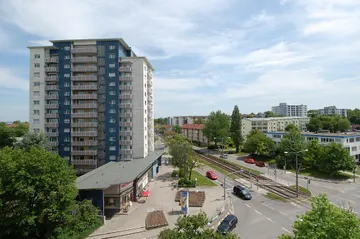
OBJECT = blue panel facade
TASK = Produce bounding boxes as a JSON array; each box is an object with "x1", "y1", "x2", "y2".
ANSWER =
[
  {"x1": 53, "y1": 42, "x2": 72, "y2": 159},
  {"x1": 78, "y1": 190, "x2": 104, "y2": 214}
]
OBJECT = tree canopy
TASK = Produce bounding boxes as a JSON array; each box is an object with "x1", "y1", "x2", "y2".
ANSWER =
[
  {"x1": 279, "y1": 195, "x2": 360, "y2": 239},
  {"x1": 15, "y1": 132, "x2": 50, "y2": 151},
  {"x1": 230, "y1": 105, "x2": 243, "y2": 153},
  {"x1": 307, "y1": 115, "x2": 351, "y2": 133},
  {"x1": 173, "y1": 125, "x2": 181, "y2": 134},
  {"x1": 193, "y1": 118, "x2": 205, "y2": 124},
  {"x1": 159, "y1": 211, "x2": 239, "y2": 239},
  {"x1": 348, "y1": 108, "x2": 360, "y2": 124},
  {"x1": 154, "y1": 118, "x2": 168, "y2": 125},
  {"x1": 202, "y1": 110, "x2": 230, "y2": 146},
  {"x1": 243, "y1": 129, "x2": 275, "y2": 156},
  {"x1": 264, "y1": 111, "x2": 282, "y2": 118},
  {"x1": 0, "y1": 126, "x2": 16, "y2": 149}
]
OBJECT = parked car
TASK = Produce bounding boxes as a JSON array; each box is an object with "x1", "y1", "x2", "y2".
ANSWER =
[
  {"x1": 220, "y1": 154, "x2": 228, "y2": 159},
  {"x1": 244, "y1": 158, "x2": 255, "y2": 164},
  {"x1": 217, "y1": 214, "x2": 238, "y2": 235},
  {"x1": 206, "y1": 170, "x2": 217, "y2": 180},
  {"x1": 233, "y1": 185, "x2": 252, "y2": 200},
  {"x1": 255, "y1": 161, "x2": 265, "y2": 167},
  {"x1": 227, "y1": 150, "x2": 234, "y2": 154}
]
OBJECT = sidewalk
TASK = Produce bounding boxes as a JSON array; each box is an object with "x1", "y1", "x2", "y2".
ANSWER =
[{"x1": 89, "y1": 165, "x2": 231, "y2": 239}]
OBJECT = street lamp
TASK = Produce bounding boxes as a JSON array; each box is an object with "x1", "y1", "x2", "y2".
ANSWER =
[{"x1": 284, "y1": 149, "x2": 308, "y2": 197}]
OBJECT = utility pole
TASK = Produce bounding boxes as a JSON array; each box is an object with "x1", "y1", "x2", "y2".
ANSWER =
[{"x1": 295, "y1": 154, "x2": 299, "y2": 197}]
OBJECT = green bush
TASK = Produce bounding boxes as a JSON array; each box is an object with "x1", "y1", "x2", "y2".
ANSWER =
[
  {"x1": 178, "y1": 168, "x2": 185, "y2": 178},
  {"x1": 207, "y1": 145, "x2": 217, "y2": 150},
  {"x1": 171, "y1": 170, "x2": 179, "y2": 177},
  {"x1": 178, "y1": 178, "x2": 196, "y2": 187}
]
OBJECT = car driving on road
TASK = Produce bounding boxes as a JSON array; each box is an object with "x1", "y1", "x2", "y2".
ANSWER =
[
  {"x1": 233, "y1": 185, "x2": 252, "y2": 200},
  {"x1": 206, "y1": 170, "x2": 217, "y2": 180},
  {"x1": 217, "y1": 214, "x2": 238, "y2": 235}
]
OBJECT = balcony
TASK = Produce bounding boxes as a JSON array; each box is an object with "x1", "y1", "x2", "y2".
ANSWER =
[
  {"x1": 45, "y1": 66, "x2": 58, "y2": 72},
  {"x1": 71, "y1": 150, "x2": 98, "y2": 156},
  {"x1": 72, "y1": 122, "x2": 98, "y2": 127},
  {"x1": 71, "y1": 159, "x2": 98, "y2": 166},
  {"x1": 46, "y1": 132, "x2": 59, "y2": 137},
  {"x1": 71, "y1": 47, "x2": 97, "y2": 54},
  {"x1": 72, "y1": 140, "x2": 98, "y2": 146},
  {"x1": 45, "y1": 113, "x2": 59, "y2": 118},
  {"x1": 45, "y1": 85, "x2": 59, "y2": 91},
  {"x1": 119, "y1": 85, "x2": 132, "y2": 91},
  {"x1": 147, "y1": 88, "x2": 153, "y2": 94},
  {"x1": 120, "y1": 103, "x2": 132, "y2": 109},
  {"x1": 119, "y1": 66, "x2": 132, "y2": 72},
  {"x1": 120, "y1": 140, "x2": 132, "y2": 146},
  {"x1": 71, "y1": 56, "x2": 97, "y2": 63},
  {"x1": 72, "y1": 66, "x2": 97, "y2": 72},
  {"x1": 72, "y1": 94, "x2": 97, "y2": 100},
  {"x1": 45, "y1": 95, "x2": 59, "y2": 100},
  {"x1": 45, "y1": 104, "x2": 59, "y2": 109},
  {"x1": 72, "y1": 103, "x2": 98, "y2": 109},
  {"x1": 72, "y1": 131, "x2": 98, "y2": 137},
  {"x1": 71, "y1": 112, "x2": 98, "y2": 118},
  {"x1": 119, "y1": 94, "x2": 132, "y2": 100},
  {"x1": 45, "y1": 57, "x2": 59, "y2": 63},
  {"x1": 119, "y1": 131, "x2": 132, "y2": 136},
  {"x1": 148, "y1": 95, "x2": 153, "y2": 102},
  {"x1": 72, "y1": 85, "x2": 98, "y2": 90},
  {"x1": 120, "y1": 113, "x2": 133, "y2": 118},
  {"x1": 148, "y1": 112, "x2": 153, "y2": 118},
  {"x1": 45, "y1": 76, "x2": 58, "y2": 82},
  {"x1": 71, "y1": 75, "x2": 97, "y2": 81},
  {"x1": 148, "y1": 72, "x2": 153, "y2": 79},
  {"x1": 119, "y1": 76, "x2": 132, "y2": 82},
  {"x1": 45, "y1": 123, "x2": 59, "y2": 128},
  {"x1": 147, "y1": 80, "x2": 153, "y2": 87},
  {"x1": 48, "y1": 141, "x2": 58, "y2": 146},
  {"x1": 119, "y1": 122, "x2": 132, "y2": 127},
  {"x1": 120, "y1": 149, "x2": 132, "y2": 155}
]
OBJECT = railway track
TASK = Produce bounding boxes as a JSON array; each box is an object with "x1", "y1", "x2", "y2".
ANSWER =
[{"x1": 196, "y1": 151, "x2": 310, "y2": 200}]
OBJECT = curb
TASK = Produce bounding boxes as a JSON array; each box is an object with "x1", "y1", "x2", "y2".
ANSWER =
[
  {"x1": 287, "y1": 173, "x2": 353, "y2": 184},
  {"x1": 208, "y1": 192, "x2": 234, "y2": 229}
]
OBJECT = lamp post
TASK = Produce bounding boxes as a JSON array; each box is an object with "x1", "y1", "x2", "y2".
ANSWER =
[{"x1": 284, "y1": 149, "x2": 308, "y2": 197}]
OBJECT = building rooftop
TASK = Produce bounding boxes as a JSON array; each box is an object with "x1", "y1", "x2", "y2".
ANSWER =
[
  {"x1": 76, "y1": 149, "x2": 164, "y2": 190},
  {"x1": 181, "y1": 124, "x2": 205, "y2": 130},
  {"x1": 244, "y1": 117, "x2": 309, "y2": 121},
  {"x1": 266, "y1": 131, "x2": 360, "y2": 137}
]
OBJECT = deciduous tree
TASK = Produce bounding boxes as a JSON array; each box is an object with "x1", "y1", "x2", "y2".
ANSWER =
[
  {"x1": 230, "y1": 105, "x2": 243, "y2": 153},
  {"x1": 243, "y1": 130, "x2": 275, "y2": 156},
  {"x1": 15, "y1": 132, "x2": 51, "y2": 151},
  {"x1": 203, "y1": 110, "x2": 230, "y2": 146},
  {"x1": 285, "y1": 124, "x2": 298, "y2": 132},
  {"x1": 0, "y1": 126, "x2": 15, "y2": 149}
]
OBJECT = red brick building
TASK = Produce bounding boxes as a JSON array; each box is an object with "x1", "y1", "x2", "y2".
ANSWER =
[{"x1": 181, "y1": 124, "x2": 209, "y2": 146}]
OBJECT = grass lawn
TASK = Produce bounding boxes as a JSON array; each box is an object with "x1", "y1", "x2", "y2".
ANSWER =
[
  {"x1": 289, "y1": 168, "x2": 353, "y2": 180},
  {"x1": 289, "y1": 185, "x2": 312, "y2": 196},
  {"x1": 264, "y1": 192, "x2": 288, "y2": 203},
  {"x1": 191, "y1": 170, "x2": 217, "y2": 186}
]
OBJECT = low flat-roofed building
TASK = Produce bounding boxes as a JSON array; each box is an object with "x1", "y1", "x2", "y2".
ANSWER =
[
  {"x1": 265, "y1": 131, "x2": 360, "y2": 161},
  {"x1": 181, "y1": 124, "x2": 209, "y2": 146}
]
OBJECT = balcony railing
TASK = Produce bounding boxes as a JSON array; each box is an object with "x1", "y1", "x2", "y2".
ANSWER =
[
  {"x1": 148, "y1": 95, "x2": 153, "y2": 102},
  {"x1": 72, "y1": 140, "x2": 98, "y2": 146},
  {"x1": 76, "y1": 168, "x2": 95, "y2": 174},
  {"x1": 71, "y1": 159, "x2": 98, "y2": 166},
  {"x1": 71, "y1": 47, "x2": 97, "y2": 54},
  {"x1": 48, "y1": 141, "x2": 58, "y2": 146},
  {"x1": 45, "y1": 76, "x2": 58, "y2": 82},
  {"x1": 119, "y1": 122, "x2": 132, "y2": 127},
  {"x1": 119, "y1": 94, "x2": 132, "y2": 100},
  {"x1": 119, "y1": 131, "x2": 132, "y2": 136},
  {"x1": 148, "y1": 72, "x2": 153, "y2": 79},
  {"x1": 147, "y1": 80, "x2": 153, "y2": 87},
  {"x1": 119, "y1": 66, "x2": 132, "y2": 72},
  {"x1": 72, "y1": 103, "x2": 98, "y2": 109},
  {"x1": 119, "y1": 85, "x2": 132, "y2": 91},
  {"x1": 148, "y1": 112, "x2": 153, "y2": 118},
  {"x1": 45, "y1": 104, "x2": 59, "y2": 109},
  {"x1": 71, "y1": 75, "x2": 97, "y2": 81},
  {"x1": 72, "y1": 66, "x2": 98, "y2": 72},
  {"x1": 71, "y1": 94, "x2": 97, "y2": 99},
  {"x1": 72, "y1": 122, "x2": 98, "y2": 127},
  {"x1": 72, "y1": 131, "x2": 98, "y2": 137},
  {"x1": 45, "y1": 85, "x2": 59, "y2": 91},
  {"x1": 71, "y1": 56, "x2": 97, "y2": 63},
  {"x1": 147, "y1": 88, "x2": 153, "y2": 94},
  {"x1": 71, "y1": 150, "x2": 98, "y2": 156},
  {"x1": 120, "y1": 140, "x2": 132, "y2": 145},
  {"x1": 120, "y1": 103, "x2": 132, "y2": 109},
  {"x1": 45, "y1": 66, "x2": 58, "y2": 72},
  {"x1": 119, "y1": 113, "x2": 133, "y2": 118},
  {"x1": 45, "y1": 123, "x2": 59, "y2": 128},
  {"x1": 46, "y1": 132, "x2": 59, "y2": 137},
  {"x1": 45, "y1": 95, "x2": 59, "y2": 100},
  {"x1": 45, "y1": 113, "x2": 59, "y2": 118},
  {"x1": 120, "y1": 149, "x2": 132, "y2": 155},
  {"x1": 71, "y1": 112, "x2": 98, "y2": 118},
  {"x1": 45, "y1": 57, "x2": 59, "y2": 63},
  {"x1": 119, "y1": 76, "x2": 132, "y2": 82},
  {"x1": 72, "y1": 85, "x2": 97, "y2": 90}
]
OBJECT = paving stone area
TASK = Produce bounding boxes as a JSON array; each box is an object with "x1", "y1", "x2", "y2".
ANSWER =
[
  {"x1": 145, "y1": 210, "x2": 169, "y2": 230},
  {"x1": 175, "y1": 190, "x2": 206, "y2": 207}
]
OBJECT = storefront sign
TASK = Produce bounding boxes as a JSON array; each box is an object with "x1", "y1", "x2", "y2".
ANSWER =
[
  {"x1": 137, "y1": 174, "x2": 149, "y2": 189},
  {"x1": 180, "y1": 191, "x2": 189, "y2": 215}
]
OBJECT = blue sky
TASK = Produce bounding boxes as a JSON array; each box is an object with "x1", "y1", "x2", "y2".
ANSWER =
[{"x1": 0, "y1": 0, "x2": 360, "y2": 121}]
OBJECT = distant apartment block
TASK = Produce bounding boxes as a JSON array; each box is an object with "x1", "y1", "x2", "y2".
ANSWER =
[
  {"x1": 28, "y1": 38, "x2": 155, "y2": 174},
  {"x1": 318, "y1": 106, "x2": 348, "y2": 118},
  {"x1": 242, "y1": 117, "x2": 310, "y2": 138},
  {"x1": 266, "y1": 131, "x2": 360, "y2": 162},
  {"x1": 181, "y1": 124, "x2": 209, "y2": 146},
  {"x1": 272, "y1": 103, "x2": 307, "y2": 117},
  {"x1": 168, "y1": 116, "x2": 207, "y2": 127}
]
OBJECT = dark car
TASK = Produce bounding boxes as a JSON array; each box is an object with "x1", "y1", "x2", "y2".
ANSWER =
[
  {"x1": 217, "y1": 214, "x2": 238, "y2": 235},
  {"x1": 233, "y1": 185, "x2": 252, "y2": 200},
  {"x1": 220, "y1": 154, "x2": 228, "y2": 159}
]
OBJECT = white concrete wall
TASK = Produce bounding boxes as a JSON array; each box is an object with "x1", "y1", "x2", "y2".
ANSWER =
[{"x1": 147, "y1": 67, "x2": 155, "y2": 152}]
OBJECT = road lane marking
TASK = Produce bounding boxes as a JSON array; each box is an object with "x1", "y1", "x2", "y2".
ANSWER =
[
  {"x1": 353, "y1": 194, "x2": 360, "y2": 198},
  {"x1": 255, "y1": 210, "x2": 262, "y2": 215},
  {"x1": 280, "y1": 212, "x2": 288, "y2": 216},
  {"x1": 324, "y1": 185, "x2": 332, "y2": 189},
  {"x1": 245, "y1": 204, "x2": 251, "y2": 208},
  {"x1": 267, "y1": 217, "x2": 275, "y2": 223},
  {"x1": 339, "y1": 190, "x2": 345, "y2": 193},
  {"x1": 282, "y1": 227, "x2": 291, "y2": 233},
  {"x1": 262, "y1": 203, "x2": 274, "y2": 211},
  {"x1": 289, "y1": 217, "x2": 295, "y2": 221}
]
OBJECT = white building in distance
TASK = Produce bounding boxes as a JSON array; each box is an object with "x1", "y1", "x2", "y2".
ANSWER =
[
  {"x1": 272, "y1": 103, "x2": 307, "y2": 117},
  {"x1": 318, "y1": 106, "x2": 348, "y2": 118}
]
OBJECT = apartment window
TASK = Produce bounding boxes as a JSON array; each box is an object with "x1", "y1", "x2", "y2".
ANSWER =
[
  {"x1": 64, "y1": 110, "x2": 70, "y2": 114},
  {"x1": 64, "y1": 65, "x2": 70, "y2": 69},
  {"x1": 64, "y1": 101, "x2": 70, "y2": 105},
  {"x1": 64, "y1": 55, "x2": 70, "y2": 60},
  {"x1": 109, "y1": 53, "x2": 115, "y2": 59},
  {"x1": 33, "y1": 110, "x2": 40, "y2": 115},
  {"x1": 64, "y1": 73, "x2": 70, "y2": 78},
  {"x1": 109, "y1": 100, "x2": 116, "y2": 105},
  {"x1": 34, "y1": 54, "x2": 40, "y2": 59},
  {"x1": 34, "y1": 72, "x2": 40, "y2": 77},
  {"x1": 109, "y1": 155, "x2": 116, "y2": 160},
  {"x1": 33, "y1": 82, "x2": 40, "y2": 86},
  {"x1": 109, "y1": 63, "x2": 115, "y2": 68},
  {"x1": 145, "y1": 101, "x2": 147, "y2": 105},
  {"x1": 145, "y1": 84, "x2": 147, "y2": 88},
  {"x1": 33, "y1": 91, "x2": 40, "y2": 96},
  {"x1": 109, "y1": 137, "x2": 115, "y2": 141},
  {"x1": 33, "y1": 100, "x2": 40, "y2": 105},
  {"x1": 64, "y1": 46, "x2": 70, "y2": 51},
  {"x1": 109, "y1": 118, "x2": 116, "y2": 123},
  {"x1": 64, "y1": 137, "x2": 70, "y2": 142},
  {"x1": 109, "y1": 91, "x2": 115, "y2": 95},
  {"x1": 109, "y1": 45, "x2": 115, "y2": 50},
  {"x1": 33, "y1": 128, "x2": 40, "y2": 133},
  {"x1": 109, "y1": 128, "x2": 115, "y2": 133},
  {"x1": 64, "y1": 82, "x2": 70, "y2": 87},
  {"x1": 34, "y1": 63, "x2": 40, "y2": 68},
  {"x1": 109, "y1": 82, "x2": 115, "y2": 86},
  {"x1": 33, "y1": 119, "x2": 40, "y2": 124},
  {"x1": 144, "y1": 66, "x2": 147, "y2": 71},
  {"x1": 64, "y1": 128, "x2": 70, "y2": 133},
  {"x1": 352, "y1": 146, "x2": 357, "y2": 152},
  {"x1": 109, "y1": 109, "x2": 116, "y2": 114},
  {"x1": 64, "y1": 147, "x2": 70, "y2": 151},
  {"x1": 64, "y1": 119, "x2": 70, "y2": 124},
  {"x1": 109, "y1": 73, "x2": 115, "y2": 77},
  {"x1": 109, "y1": 146, "x2": 116, "y2": 151},
  {"x1": 64, "y1": 92, "x2": 70, "y2": 96}
]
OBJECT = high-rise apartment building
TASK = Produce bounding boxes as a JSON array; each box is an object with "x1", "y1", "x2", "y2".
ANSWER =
[
  {"x1": 318, "y1": 106, "x2": 348, "y2": 118},
  {"x1": 271, "y1": 103, "x2": 307, "y2": 117},
  {"x1": 28, "y1": 38, "x2": 155, "y2": 174}
]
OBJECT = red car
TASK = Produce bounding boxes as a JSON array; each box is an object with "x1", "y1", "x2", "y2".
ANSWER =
[
  {"x1": 206, "y1": 170, "x2": 217, "y2": 180},
  {"x1": 244, "y1": 158, "x2": 255, "y2": 164},
  {"x1": 255, "y1": 161, "x2": 265, "y2": 167}
]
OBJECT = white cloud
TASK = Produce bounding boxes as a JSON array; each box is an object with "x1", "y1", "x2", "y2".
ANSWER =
[
  {"x1": 155, "y1": 77, "x2": 218, "y2": 91},
  {"x1": 0, "y1": 67, "x2": 28, "y2": 91}
]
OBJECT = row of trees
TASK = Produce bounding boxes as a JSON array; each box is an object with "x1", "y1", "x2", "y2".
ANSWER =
[
  {"x1": 306, "y1": 115, "x2": 351, "y2": 133},
  {"x1": 0, "y1": 121, "x2": 29, "y2": 148},
  {"x1": 348, "y1": 109, "x2": 360, "y2": 124}
]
